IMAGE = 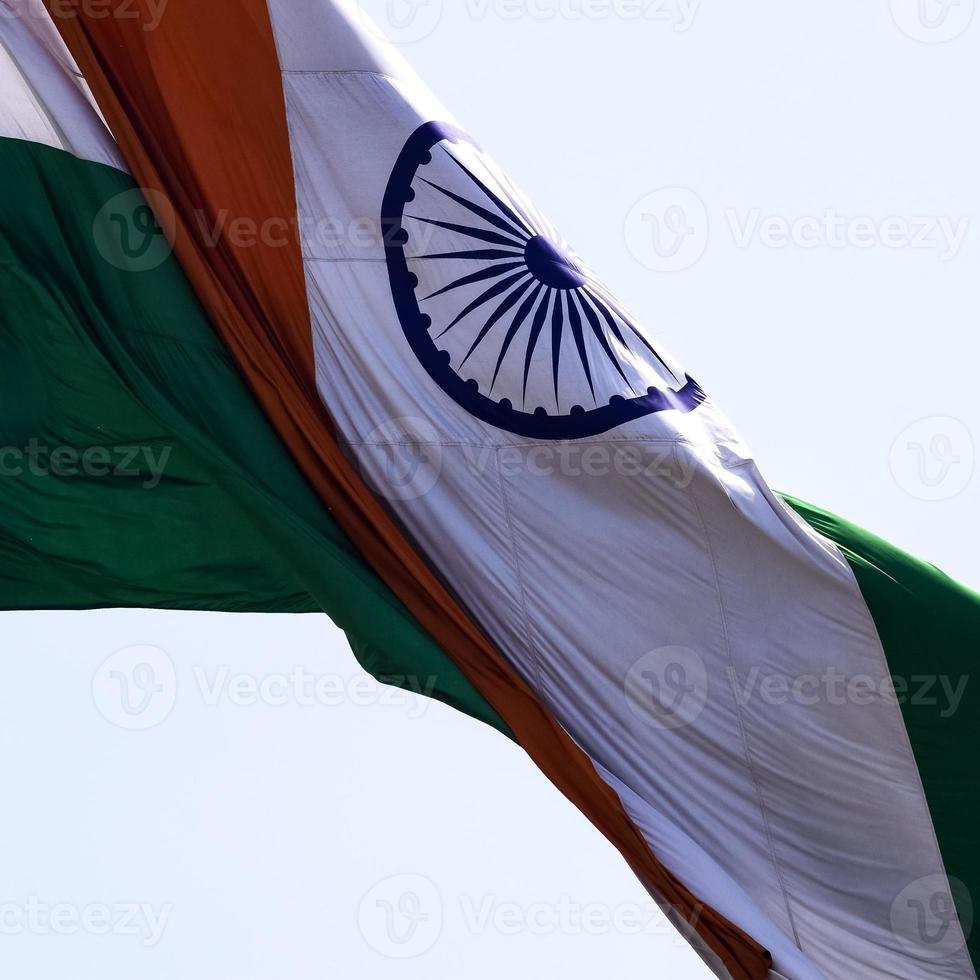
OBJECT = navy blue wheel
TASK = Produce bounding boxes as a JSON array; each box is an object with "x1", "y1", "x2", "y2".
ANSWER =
[{"x1": 382, "y1": 122, "x2": 705, "y2": 440}]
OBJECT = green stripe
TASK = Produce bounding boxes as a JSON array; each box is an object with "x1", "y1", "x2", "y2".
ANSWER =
[
  {"x1": 0, "y1": 135, "x2": 510, "y2": 737},
  {"x1": 784, "y1": 495, "x2": 980, "y2": 970}
]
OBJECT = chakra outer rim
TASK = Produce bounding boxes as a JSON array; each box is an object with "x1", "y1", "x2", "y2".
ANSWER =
[{"x1": 381, "y1": 121, "x2": 706, "y2": 440}]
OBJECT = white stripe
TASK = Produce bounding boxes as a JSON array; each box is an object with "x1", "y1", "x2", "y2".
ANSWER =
[
  {"x1": 0, "y1": 0, "x2": 123, "y2": 167},
  {"x1": 265, "y1": 4, "x2": 973, "y2": 978}
]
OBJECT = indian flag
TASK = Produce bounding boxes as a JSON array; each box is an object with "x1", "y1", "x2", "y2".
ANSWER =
[{"x1": 1, "y1": 2, "x2": 977, "y2": 977}]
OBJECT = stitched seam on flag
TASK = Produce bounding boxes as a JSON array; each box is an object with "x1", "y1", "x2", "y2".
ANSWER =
[
  {"x1": 280, "y1": 69, "x2": 399, "y2": 81},
  {"x1": 680, "y1": 443, "x2": 805, "y2": 952},
  {"x1": 492, "y1": 436, "x2": 787, "y2": 973},
  {"x1": 494, "y1": 447, "x2": 548, "y2": 696}
]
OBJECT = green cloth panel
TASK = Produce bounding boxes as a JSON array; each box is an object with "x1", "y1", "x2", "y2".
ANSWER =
[
  {"x1": 785, "y1": 495, "x2": 980, "y2": 970},
  {"x1": 0, "y1": 135, "x2": 510, "y2": 737}
]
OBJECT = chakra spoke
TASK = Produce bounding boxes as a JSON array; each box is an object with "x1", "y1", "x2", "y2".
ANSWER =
[
  {"x1": 522, "y1": 289, "x2": 553, "y2": 404},
  {"x1": 460, "y1": 278, "x2": 536, "y2": 368},
  {"x1": 490, "y1": 283, "x2": 545, "y2": 391},
  {"x1": 579, "y1": 288, "x2": 632, "y2": 353},
  {"x1": 418, "y1": 177, "x2": 530, "y2": 242},
  {"x1": 583, "y1": 284, "x2": 680, "y2": 385},
  {"x1": 551, "y1": 291, "x2": 565, "y2": 405},
  {"x1": 582, "y1": 274, "x2": 635, "y2": 317},
  {"x1": 442, "y1": 149, "x2": 538, "y2": 238},
  {"x1": 575, "y1": 293, "x2": 634, "y2": 391},
  {"x1": 436, "y1": 270, "x2": 531, "y2": 338},
  {"x1": 422, "y1": 261, "x2": 526, "y2": 300},
  {"x1": 407, "y1": 214, "x2": 526, "y2": 249},
  {"x1": 582, "y1": 277, "x2": 649, "y2": 339},
  {"x1": 566, "y1": 293, "x2": 596, "y2": 404},
  {"x1": 499, "y1": 169, "x2": 553, "y2": 240},
  {"x1": 416, "y1": 247, "x2": 524, "y2": 261}
]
